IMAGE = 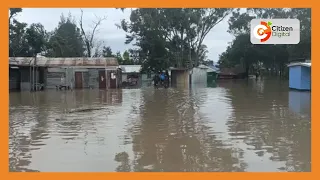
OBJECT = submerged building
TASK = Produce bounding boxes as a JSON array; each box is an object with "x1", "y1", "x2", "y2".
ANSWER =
[
  {"x1": 9, "y1": 57, "x2": 122, "y2": 91},
  {"x1": 288, "y1": 61, "x2": 311, "y2": 91}
]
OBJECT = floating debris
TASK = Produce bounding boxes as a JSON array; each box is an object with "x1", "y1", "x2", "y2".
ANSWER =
[{"x1": 67, "y1": 107, "x2": 106, "y2": 113}]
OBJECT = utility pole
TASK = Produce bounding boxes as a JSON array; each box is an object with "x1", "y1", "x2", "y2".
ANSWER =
[{"x1": 34, "y1": 55, "x2": 37, "y2": 91}]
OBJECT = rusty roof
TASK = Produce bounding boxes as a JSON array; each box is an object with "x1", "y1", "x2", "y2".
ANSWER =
[{"x1": 9, "y1": 57, "x2": 119, "y2": 67}]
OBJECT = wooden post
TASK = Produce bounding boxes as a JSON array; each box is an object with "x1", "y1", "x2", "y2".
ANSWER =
[
  {"x1": 32, "y1": 58, "x2": 34, "y2": 91},
  {"x1": 35, "y1": 56, "x2": 37, "y2": 91},
  {"x1": 29, "y1": 59, "x2": 32, "y2": 91}
]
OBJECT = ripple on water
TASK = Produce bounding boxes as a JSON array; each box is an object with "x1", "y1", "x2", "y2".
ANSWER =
[{"x1": 9, "y1": 81, "x2": 311, "y2": 172}]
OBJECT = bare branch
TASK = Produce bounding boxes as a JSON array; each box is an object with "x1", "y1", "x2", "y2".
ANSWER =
[
  {"x1": 89, "y1": 15, "x2": 107, "y2": 47},
  {"x1": 79, "y1": 9, "x2": 107, "y2": 57}
]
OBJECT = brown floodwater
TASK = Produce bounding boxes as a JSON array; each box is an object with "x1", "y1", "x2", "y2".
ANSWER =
[{"x1": 9, "y1": 78, "x2": 311, "y2": 172}]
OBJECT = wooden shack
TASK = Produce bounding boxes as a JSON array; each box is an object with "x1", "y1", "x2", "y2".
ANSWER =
[{"x1": 9, "y1": 57, "x2": 121, "y2": 91}]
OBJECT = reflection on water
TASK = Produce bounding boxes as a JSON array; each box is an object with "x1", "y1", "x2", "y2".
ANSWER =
[
  {"x1": 289, "y1": 91, "x2": 311, "y2": 117},
  {"x1": 9, "y1": 78, "x2": 311, "y2": 172}
]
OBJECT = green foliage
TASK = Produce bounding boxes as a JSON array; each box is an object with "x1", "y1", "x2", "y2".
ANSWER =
[
  {"x1": 122, "y1": 50, "x2": 133, "y2": 65},
  {"x1": 102, "y1": 46, "x2": 114, "y2": 57},
  {"x1": 115, "y1": 51, "x2": 123, "y2": 65},
  {"x1": 45, "y1": 14, "x2": 85, "y2": 57},
  {"x1": 118, "y1": 8, "x2": 232, "y2": 70},
  {"x1": 25, "y1": 23, "x2": 47, "y2": 56},
  {"x1": 218, "y1": 8, "x2": 311, "y2": 77}
]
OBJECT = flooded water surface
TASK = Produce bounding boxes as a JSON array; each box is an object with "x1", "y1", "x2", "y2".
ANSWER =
[{"x1": 9, "y1": 78, "x2": 311, "y2": 172}]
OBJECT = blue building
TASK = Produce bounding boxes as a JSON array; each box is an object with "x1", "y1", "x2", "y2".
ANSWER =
[{"x1": 288, "y1": 62, "x2": 311, "y2": 91}]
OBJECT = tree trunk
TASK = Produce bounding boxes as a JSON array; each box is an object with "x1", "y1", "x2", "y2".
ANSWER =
[{"x1": 245, "y1": 65, "x2": 249, "y2": 79}]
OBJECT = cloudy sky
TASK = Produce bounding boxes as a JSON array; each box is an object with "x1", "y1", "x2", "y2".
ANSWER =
[{"x1": 15, "y1": 8, "x2": 234, "y2": 62}]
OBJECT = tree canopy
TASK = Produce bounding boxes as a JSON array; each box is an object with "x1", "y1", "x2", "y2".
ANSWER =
[
  {"x1": 9, "y1": 8, "x2": 311, "y2": 73},
  {"x1": 117, "y1": 8, "x2": 232, "y2": 71},
  {"x1": 217, "y1": 8, "x2": 311, "y2": 77}
]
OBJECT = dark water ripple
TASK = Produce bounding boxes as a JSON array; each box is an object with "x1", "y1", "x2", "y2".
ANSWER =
[{"x1": 9, "y1": 79, "x2": 311, "y2": 172}]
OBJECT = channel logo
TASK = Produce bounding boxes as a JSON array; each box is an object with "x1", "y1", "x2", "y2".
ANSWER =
[
  {"x1": 250, "y1": 19, "x2": 300, "y2": 44},
  {"x1": 253, "y1": 21, "x2": 272, "y2": 42}
]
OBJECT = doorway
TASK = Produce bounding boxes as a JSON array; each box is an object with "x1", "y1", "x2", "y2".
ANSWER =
[
  {"x1": 75, "y1": 72, "x2": 83, "y2": 89},
  {"x1": 99, "y1": 70, "x2": 106, "y2": 89}
]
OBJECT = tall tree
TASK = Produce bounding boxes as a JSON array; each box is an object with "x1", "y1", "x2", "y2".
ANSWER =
[
  {"x1": 118, "y1": 8, "x2": 232, "y2": 70},
  {"x1": 46, "y1": 13, "x2": 85, "y2": 57},
  {"x1": 102, "y1": 46, "x2": 114, "y2": 57},
  {"x1": 9, "y1": 8, "x2": 32, "y2": 57},
  {"x1": 9, "y1": 19, "x2": 31, "y2": 57},
  {"x1": 9, "y1": 8, "x2": 22, "y2": 22},
  {"x1": 122, "y1": 50, "x2": 133, "y2": 65},
  {"x1": 25, "y1": 23, "x2": 47, "y2": 57},
  {"x1": 115, "y1": 51, "x2": 123, "y2": 65},
  {"x1": 218, "y1": 8, "x2": 311, "y2": 77}
]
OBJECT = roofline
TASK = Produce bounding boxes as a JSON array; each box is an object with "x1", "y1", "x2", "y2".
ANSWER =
[{"x1": 287, "y1": 62, "x2": 311, "y2": 68}]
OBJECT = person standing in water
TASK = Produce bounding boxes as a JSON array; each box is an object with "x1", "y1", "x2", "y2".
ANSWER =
[
  {"x1": 153, "y1": 71, "x2": 160, "y2": 87},
  {"x1": 164, "y1": 70, "x2": 170, "y2": 88},
  {"x1": 255, "y1": 71, "x2": 260, "y2": 80},
  {"x1": 160, "y1": 71, "x2": 166, "y2": 83}
]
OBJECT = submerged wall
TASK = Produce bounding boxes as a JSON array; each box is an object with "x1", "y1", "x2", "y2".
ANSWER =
[
  {"x1": 171, "y1": 70, "x2": 189, "y2": 88},
  {"x1": 191, "y1": 67, "x2": 207, "y2": 84}
]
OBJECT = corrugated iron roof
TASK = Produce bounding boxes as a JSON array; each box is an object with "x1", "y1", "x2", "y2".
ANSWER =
[
  {"x1": 9, "y1": 57, "x2": 119, "y2": 67},
  {"x1": 197, "y1": 64, "x2": 220, "y2": 73},
  {"x1": 288, "y1": 62, "x2": 311, "y2": 68},
  {"x1": 119, "y1": 65, "x2": 142, "y2": 73}
]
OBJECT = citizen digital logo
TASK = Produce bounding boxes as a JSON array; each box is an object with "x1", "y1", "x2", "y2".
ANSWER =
[{"x1": 250, "y1": 19, "x2": 300, "y2": 44}]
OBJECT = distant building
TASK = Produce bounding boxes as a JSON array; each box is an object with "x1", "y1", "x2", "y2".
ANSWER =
[
  {"x1": 218, "y1": 65, "x2": 246, "y2": 79},
  {"x1": 9, "y1": 57, "x2": 121, "y2": 91},
  {"x1": 169, "y1": 64, "x2": 213, "y2": 87},
  {"x1": 288, "y1": 61, "x2": 311, "y2": 91},
  {"x1": 198, "y1": 65, "x2": 219, "y2": 84},
  {"x1": 119, "y1": 65, "x2": 142, "y2": 87}
]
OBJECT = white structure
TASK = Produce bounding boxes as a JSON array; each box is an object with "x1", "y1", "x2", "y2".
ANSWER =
[
  {"x1": 190, "y1": 65, "x2": 209, "y2": 84},
  {"x1": 119, "y1": 65, "x2": 142, "y2": 83}
]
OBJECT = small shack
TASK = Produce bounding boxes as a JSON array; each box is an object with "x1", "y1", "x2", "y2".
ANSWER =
[
  {"x1": 190, "y1": 65, "x2": 209, "y2": 84},
  {"x1": 198, "y1": 64, "x2": 219, "y2": 84},
  {"x1": 170, "y1": 67, "x2": 190, "y2": 88},
  {"x1": 119, "y1": 65, "x2": 142, "y2": 87},
  {"x1": 9, "y1": 57, "x2": 121, "y2": 91},
  {"x1": 218, "y1": 65, "x2": 245, "y2": 79},
  {"x1": 288, "y1": 62, "x2": 311, "y2": 91}
]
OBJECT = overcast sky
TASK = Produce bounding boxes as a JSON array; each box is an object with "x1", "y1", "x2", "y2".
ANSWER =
[{"x1": 15, "y1": 8, "x2": 234, "y2": 62}]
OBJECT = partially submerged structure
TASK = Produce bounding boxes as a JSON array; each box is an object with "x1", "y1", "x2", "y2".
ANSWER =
[
  {"x1": 198, "y1": 64, "x2": 219, "y2": 84},
  {"x1": 288, "y1": 61, "x2": 311, "y2": 91},
  {"x1": 217, "y1": 65, "x2": 246, "y2": 79},
  {"x1": 119, "y1": 65, "x2": 142, "y2": 87},
  {"x1": 170, "y1": 67, "x2": 190, "y2": 88},
  {"x1": 169, "y1": 65, "x2": 214, "y2": 87},
  {"x1": 9, "y1": 57, "x2": 121, "y2": 91}
]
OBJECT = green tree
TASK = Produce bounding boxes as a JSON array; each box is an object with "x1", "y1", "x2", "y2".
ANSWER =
[
  {"x1": 218, "y1": 8, "x2": 311, "y2": 77},
  {"x1": 122, "y1": 50, "x2": 133, "y2": 65},
  {"x1": 25, "y1": 23, "x2": 47, "y2": 57},
  {"x1": 9, "y1": 8, "x2": 22, "y2": 22},
  {"x1": 46, "y1": 13, "x2": 85, "y2": 57},
  {"x1": 115, "y1": 51, "x2": 123, "y2": 65},
  {"x1": 9, "y1": 8, "x2": 33, "y2": 57},
  {"x1": 9, "y1": 20, "x2": 31, "y2": 57},
  {"x1": 102, "y1": 46, "x2": 114, "y2": 57},
  {"x1": 118, "y1": 8, "x2": 232, "y2": 71}
]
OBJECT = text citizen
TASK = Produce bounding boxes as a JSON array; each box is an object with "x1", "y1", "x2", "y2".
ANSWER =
[{"x1": 272, "y1": 25, "x2": 293, "y2": 38}]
